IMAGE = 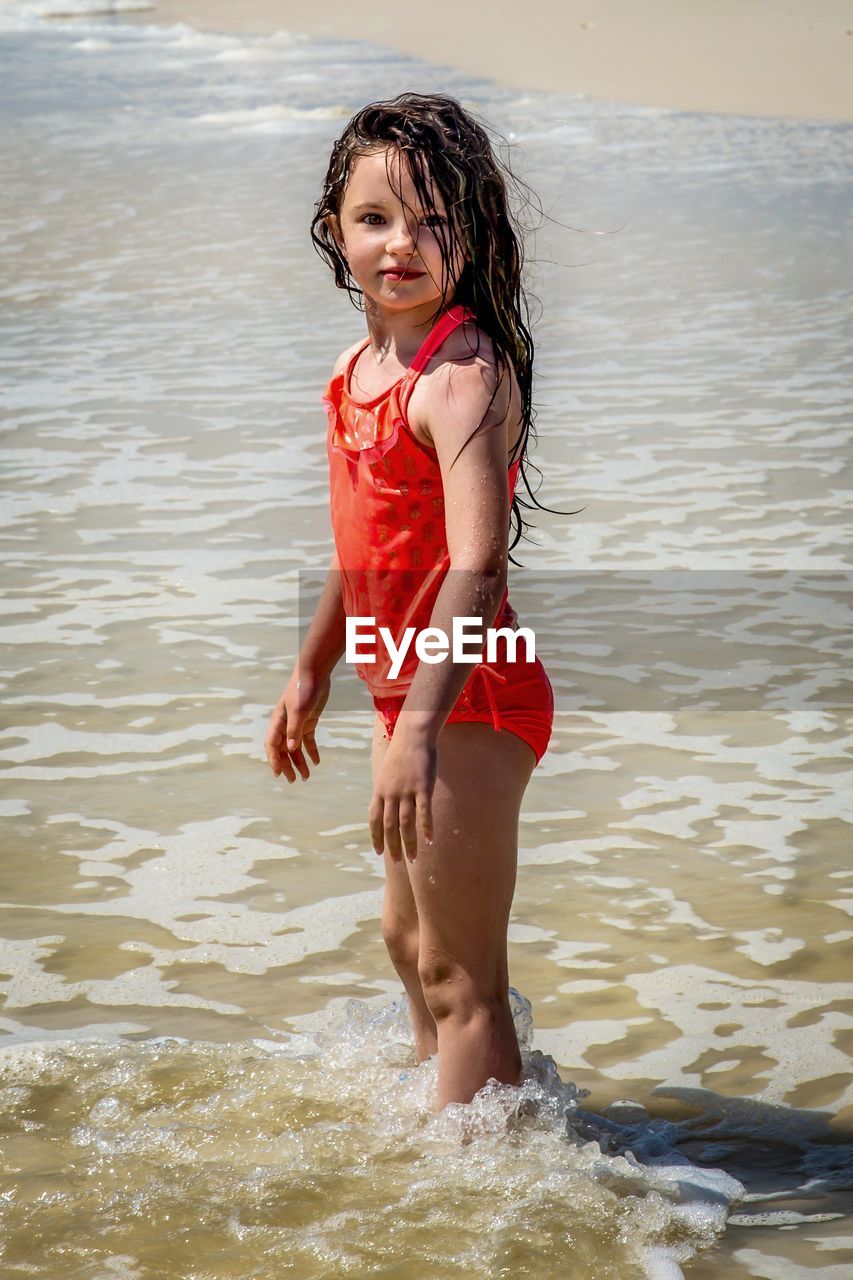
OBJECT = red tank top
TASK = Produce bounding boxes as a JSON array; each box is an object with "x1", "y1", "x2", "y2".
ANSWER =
[{"x1": 322, "y1": 303, "x2": 521, "y2": 697}]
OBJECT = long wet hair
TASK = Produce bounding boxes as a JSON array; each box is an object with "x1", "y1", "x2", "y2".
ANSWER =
[{"x1": 311, "y1": 91, "x2": 580, "y2": 562}]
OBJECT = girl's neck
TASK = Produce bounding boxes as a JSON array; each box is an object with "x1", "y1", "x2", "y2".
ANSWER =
[{"x1": 362, "y1": 297, "x2": 458, "y2": 367}]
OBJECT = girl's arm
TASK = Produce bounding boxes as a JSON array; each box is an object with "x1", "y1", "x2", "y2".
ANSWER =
[
  {"x1": 295, "y1": 547, "x2": 348, "y2": 684},
  {"x1": 369, "y1": 350, "x2": 514, "y2": 856},
  {"x1": 397, "y1": 356, "x2": 512, "y2": 734},
  {"x1": 265, "y1": 549, "x2": 346, "y2": 783},
  {"x1": 266, "y1": 341, "x2": 360, "y2": 782}
]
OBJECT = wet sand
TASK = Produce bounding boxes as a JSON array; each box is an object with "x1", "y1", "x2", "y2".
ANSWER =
[{"x1": 121, "y1": 0, "x2": 853, "y2": 121}]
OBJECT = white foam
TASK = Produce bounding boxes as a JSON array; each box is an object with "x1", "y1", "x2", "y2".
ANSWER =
[{"x1": 26, "y1": 0, "x2": 152, "y2": 18}]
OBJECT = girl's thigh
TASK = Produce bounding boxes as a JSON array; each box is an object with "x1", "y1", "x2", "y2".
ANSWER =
[{"x1": 384, "y1": 718, "x2": 536, "y2": 980}]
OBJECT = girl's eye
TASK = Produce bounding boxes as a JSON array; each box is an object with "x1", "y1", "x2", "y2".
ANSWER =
[{"x1": 359, "y1": 214, "x2": 447, "y2": 228}]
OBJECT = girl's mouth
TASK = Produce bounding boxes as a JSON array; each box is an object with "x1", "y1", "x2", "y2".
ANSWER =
[{"x1": 382, "y1": 269, "x2": 423, "y2": 281}]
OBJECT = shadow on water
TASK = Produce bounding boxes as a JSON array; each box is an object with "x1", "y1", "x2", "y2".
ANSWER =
[{"x1": 571, "y1": 1082, "x2": 853, "y2": 1224}]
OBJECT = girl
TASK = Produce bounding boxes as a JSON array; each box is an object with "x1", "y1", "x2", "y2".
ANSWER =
[{"x1": 265, "y1": 93, "x2": 556, "y2": 1113}]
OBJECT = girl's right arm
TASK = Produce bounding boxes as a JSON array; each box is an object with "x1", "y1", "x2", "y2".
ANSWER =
[
  {"x1": 266, "y1": 341, "x2": 361, "y2": 782},
  {"x1": 264, "y1": 546, "x2": 347, "y2": 784}
]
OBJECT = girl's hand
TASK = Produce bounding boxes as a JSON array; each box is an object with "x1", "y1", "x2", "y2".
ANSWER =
[
  {"x1": 265, "y1": 670, "x2": 330, "y2": 783},
  {"x1": 369, "y1": 729, "x2": 436, "y2": 861}
]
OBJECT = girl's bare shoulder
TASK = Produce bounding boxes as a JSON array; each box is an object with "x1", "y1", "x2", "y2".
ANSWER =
[
  {"x1": 423, "y1": 319, "x2": 514, "y2": 395},
  {"x1": 331, "y1": 336, "x2": 367, "y2": 380},
  {"x1": 443, "y1": 317, "x2": 498, "y2": 372},
  {"x1": 411, "y1": 318, "x2": 522, "y2": 454}
]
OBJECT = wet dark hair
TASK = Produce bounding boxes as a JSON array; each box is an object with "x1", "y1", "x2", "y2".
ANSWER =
[{"x1": 311, "y1": 91, "x2": 581, "y2": 563}]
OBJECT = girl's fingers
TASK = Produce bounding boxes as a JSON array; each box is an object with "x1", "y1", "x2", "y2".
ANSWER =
[
  {"x1": 369, "y1": 784, "x2": 431, "y2": 860},
  {"x1": 368, "y1": 794, "x2": 385, "y2": 856},
  {"x1": 267, "y1": 720, "x2": 296, "y2": 782},
  {"x1": 383, "y1": 798, "x2": 403, "y2": 862},
  {"x1": 265, "y1": 730, "x2": 285, "y2": 778},
  {"x1": 417, "y1": 790, "x2": 435, "y2": 847},
  {"x1": 285, "y1": 707, "x2": 305, "y2": 754},
  {"x1": 275, "y1": 740, "x2": 296, "y2": 783},
  {"x1": 264, "y1": 673, "x2": 334, "y2": 786},
  {"x1": 287, "y1": 745, "x2": 310, "y2": 782},
  {"x1": 399, "y1": 799, "x2": 418, "y2": 862}
]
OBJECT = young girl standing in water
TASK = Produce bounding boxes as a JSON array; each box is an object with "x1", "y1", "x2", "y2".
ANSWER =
[{"x1": 265, "y1": 93, "x2": 555, "y2": 1113}]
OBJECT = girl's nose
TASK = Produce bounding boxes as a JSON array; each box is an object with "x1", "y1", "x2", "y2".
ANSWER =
[{"x1": 385, "y1": 221, "x2": 417, "y2": 253}]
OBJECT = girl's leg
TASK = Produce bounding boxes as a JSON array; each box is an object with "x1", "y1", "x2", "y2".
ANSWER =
[
  {"x1": 399, "y1": 720, "x2": 535, "y2": 1111},
  {"x1": 372, "y1": 714, "x2": 437, "y2": 1062}
]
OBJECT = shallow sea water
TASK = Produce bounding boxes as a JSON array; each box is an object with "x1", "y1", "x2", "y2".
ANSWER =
[{"x1": 0, "y1": 3, "x2": 852, "y2": 1277}]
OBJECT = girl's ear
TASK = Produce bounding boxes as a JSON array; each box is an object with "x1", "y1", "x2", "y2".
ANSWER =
[{"x1": 326, "y1": 214, "x2": 346, "y2": 257}]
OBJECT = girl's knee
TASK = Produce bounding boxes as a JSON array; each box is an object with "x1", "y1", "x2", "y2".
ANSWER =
[
  {"x1": 381, "y1": 914, "x2": 419, "y2": 972},
  {"x1": 417, "y1": 955, "x2": 507, "y2": 1022}
]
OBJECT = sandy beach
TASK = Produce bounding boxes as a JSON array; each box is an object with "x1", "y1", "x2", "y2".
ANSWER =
[{"x1": 121, "y1": 0, "x2": 853, "y2": 120}]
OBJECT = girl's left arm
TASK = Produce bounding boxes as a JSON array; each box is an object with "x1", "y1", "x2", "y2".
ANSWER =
[{"x1": 368, "y1": 355, "x2": 513, "y2": 861}]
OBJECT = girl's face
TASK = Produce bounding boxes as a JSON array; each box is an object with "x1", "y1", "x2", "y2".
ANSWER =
[{"x1": 330, "y1": 147, "x2": 467, "y2": 313}]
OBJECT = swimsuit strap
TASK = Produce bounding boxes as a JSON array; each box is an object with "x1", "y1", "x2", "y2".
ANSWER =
[
  {"x1": 407, "y1": 304, "x2": 476, "y2": 381},
  {"x1": 342, "y1": 305, "x2": 474, "y2": 408},
  {"x1": 341, "y1": 336, "x2": 375, "y2": 403}
]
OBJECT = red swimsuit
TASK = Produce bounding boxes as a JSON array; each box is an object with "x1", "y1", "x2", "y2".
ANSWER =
[{"x1": 322, "y1": 303, "x2": 554, "y2": 766}]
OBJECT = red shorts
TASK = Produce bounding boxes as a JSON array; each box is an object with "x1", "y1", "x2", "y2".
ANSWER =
[{"x1": 373, "y1": 653, "x2": 554, "y2": 767}]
